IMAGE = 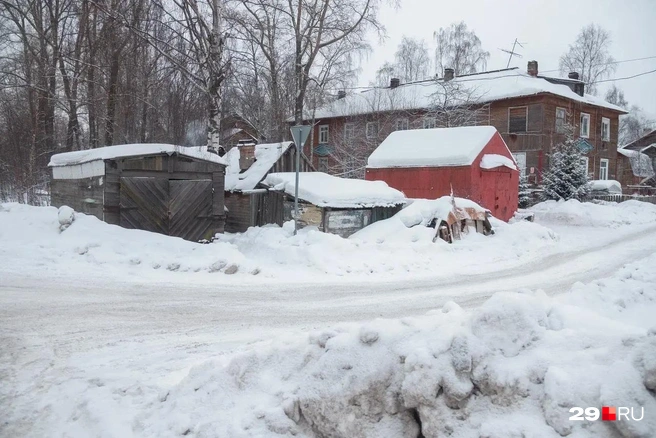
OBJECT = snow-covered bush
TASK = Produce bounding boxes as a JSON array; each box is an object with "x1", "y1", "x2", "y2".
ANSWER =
[
  {"x1": 57, "y1": 205, "x2": 75, "y2": 231},
  {"x1": 541, "y1": 124, "x2": 589, "y2": 201}
]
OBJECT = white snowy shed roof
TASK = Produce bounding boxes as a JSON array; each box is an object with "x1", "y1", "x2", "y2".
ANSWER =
[
  {"x1": 367, "y1": 126, "x2": 500, "y2": 168},
  {"x1": 262, "y1": 172, "x2": 406, "y2": 208},
  {"x1": 618, "y1": 147, "x2": 655, "y2": 178},
  {"x1": 480, "y1": 154, "x2": 517, "y2": 171},
  {"x1": 225, "y1": 142, "x2": 293, "y2": 191},
  {"x1": 304, "y1": 68, "x2": 626, "y2": 121}
]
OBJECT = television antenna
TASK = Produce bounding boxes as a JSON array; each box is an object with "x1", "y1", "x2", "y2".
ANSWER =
[{"x1": 500, "y1": 39, "x2": 525, "y2": 68}]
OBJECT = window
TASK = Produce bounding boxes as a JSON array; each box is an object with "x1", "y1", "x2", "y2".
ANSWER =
[
  {"x1": 599, "y1": 158, "x2": 609, "y2": 180},
  {"x1": 396, "y1": 119, "x2": 409, "y2": 131},
  {"x1": 423, "y1": 118, "x2": 436, "y2": 129},
  {"x1": 580, "y1": 113, "x2": 590, "y2": 138},
  {"x1": 555, "y1": 107, "x2": 567, "y2": 133},
  {"x1": 601, "y1": 117, "x2": 610, "y2": 141},
  {"x1": 366, "y1": 121, "x2": 379, "y2": 139},
  {"x1": 344, "y1": 123, "x2": 355, "y2": 142},
  {"x1": 581, "y1": 156, "x2": 589, "y2": 176},
  {"x1": 318, "y1": 157, "x2": 328, "y2": 172},
  {"x1": 508, "y1": 107, "x2": 528, "y2": 133},
  {"x1": 318, "y1": 125, "x2": 329, "y2": 144},
  {"x1": 512, "y1": 152, "x2": 527, "y2": 176}
]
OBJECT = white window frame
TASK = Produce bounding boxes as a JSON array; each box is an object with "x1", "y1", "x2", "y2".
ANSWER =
[
  {"x1": 599, "y1": 158, "x2": 609, "y2": 180},
  {"x1": 555, "y1": 107, "x2": 567, "y2": 134},
  {"x1": 601, "y1": 117, "x2": 610, "y2": 141},
  {"x1": 581, "y1": 156, "x2": 589, "y2": 177},
  {"x1": 508, "y1": 106, "x2": 528, "y2": 133},
  {"x1": 366, "y1": 121, "x2": 379, "y2": 139},
  {"x1": 580, "y1": 113, "x2": 590, "y2": 138},
  {"x1": 344, "y1": 123, "x2": 355, "y2": 142},
  {"x1": 318, "y1": 125, "x2": 329, "y2": 144},
  {"x1": 512, "y1": 152, "x2": 527, "y2": 176},
  {"x1": 423, "y1": 117, "x2": 436, "y2": 129},
  {"x1": 396, "y1": 118, "x2": 409, "y2": 131}
]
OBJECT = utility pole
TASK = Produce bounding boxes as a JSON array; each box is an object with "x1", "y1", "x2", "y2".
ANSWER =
[
  {"x1": 500, "y1": 38, "x2": 525, "y2": 68},
  {"x1": 289, "y1": 125, "x2": 311, "y2": 235}
]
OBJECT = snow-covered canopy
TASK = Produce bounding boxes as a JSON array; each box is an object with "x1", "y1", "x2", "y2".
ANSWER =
[
  {"x1": 480, "y1": 154, "x2": 518, "y2": 171},
  {"x1": 618, "y1": 148, "x2": 655, "y2": 178},
  {"x1": 225, "y1": 142, "x2": 293, "y2": 192},
  {"x1": 304, "y1": 68, "x2": 626, "y2": 121},
  {"x1": 262, "y1": 172, "x2": 406, "y2": 208},
  {"x1": 367, "y1": 126, "x2": 499, "y2": 168},
  {"x1": 49, "y1": 143, "x2": 226, "y2": 176},
  {"x1": 588, "y1": 179, "x2": 622, "y2": 194}
]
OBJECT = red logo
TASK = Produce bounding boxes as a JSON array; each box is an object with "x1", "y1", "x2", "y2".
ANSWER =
[{"x1": 602, "y1": 406, "x2": 617, "y2": 421}]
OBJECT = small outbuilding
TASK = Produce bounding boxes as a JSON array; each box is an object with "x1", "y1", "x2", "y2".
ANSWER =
[
  {"x1": 49, "y1": 143, "x2": 226, "y2": 241},
  {"x1": 365, "y1": 126, "x2": 519, "y2": 221},
  {"x1": 224, "y1": 141, "x2": 314, "y2": 233},
  {"x1": 263, "y1": 172, "x2": 406, "y2": 237}
]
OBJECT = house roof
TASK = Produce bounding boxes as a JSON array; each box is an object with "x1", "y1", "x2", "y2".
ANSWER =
[
  {"x1": 225, "y1": 142, "x2": 293, "y2": 192},
  {"x1": 367, "y1": 126, "x2": 500, "y2": 169},
  {"x1": 48, "y1": 143, "x2": 227, "y2": 167},
  {"x1": 262, "y1": 172, "x2": 406, "y2": 208},
  {"x1": 618, "y1": 147, "x2": 655, "y2": 178},
  {"x1": 304, "y1": 68, "x2": 626, "y2": 121},
  {"x1": 623, "y1": 129, "x2": 656, "y2": 151}
]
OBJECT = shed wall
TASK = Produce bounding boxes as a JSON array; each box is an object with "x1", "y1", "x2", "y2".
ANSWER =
[{"x1": 50, "y1": 177, "x2": 104, "y2": 220}]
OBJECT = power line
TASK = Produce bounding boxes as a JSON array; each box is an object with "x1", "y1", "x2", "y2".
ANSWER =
[
  {"x1": 591, "y1": 68, "x2": 656, "y2": 84},
  {"x1": 540, "y1": 55, "x2": 656, "y2": 73}
]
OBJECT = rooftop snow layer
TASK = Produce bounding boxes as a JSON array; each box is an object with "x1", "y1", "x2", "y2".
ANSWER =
[
  {"x1": 367, "y1": 126, "x2": 497, "y2": 168},
  {"x1": 48, "y1": 143, "x2": 227, "y2": 167},
  {"x1": 305, "y1": 68, "x2": 626, "y2": 120},
  {"x1": 262, "y1": 172, "x2": 406, "y2": 208},
  {"x1": 480, "y1": 154, "x2": 518, "y2": 171},
  {"x1": 618, "y1": 148, "x2": 655, "y2": 178},
  {"x1": 225, "y1": 142, "x2": 293, "y2": 191}
]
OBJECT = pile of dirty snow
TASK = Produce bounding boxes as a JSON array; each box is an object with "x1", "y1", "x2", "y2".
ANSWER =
[
  {"x1": 136, "y1": 253, "x2": 656, "y2": 438},
  {"x1": 530, "y1": 199, "x2": 656, "y2": 228}
]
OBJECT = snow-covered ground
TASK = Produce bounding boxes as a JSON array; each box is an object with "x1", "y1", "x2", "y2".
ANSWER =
[{"x1": 1, "y1": 200, "x2": 656, "y2": 437}]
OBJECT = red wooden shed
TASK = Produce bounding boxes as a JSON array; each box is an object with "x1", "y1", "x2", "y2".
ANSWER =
[{"x1": 366, "y1": 126, "x2": 519, "y2": 221}]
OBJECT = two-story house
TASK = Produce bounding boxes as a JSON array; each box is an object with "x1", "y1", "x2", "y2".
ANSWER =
[{"x1": 300, "y1": 62, "x2": 627, "y2": 184}]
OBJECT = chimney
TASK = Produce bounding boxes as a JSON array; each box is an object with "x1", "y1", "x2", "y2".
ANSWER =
[
  {"x1": 527, "y1": 60, "x2": 538, "y2": 77},
  {"x1": 237, "y1": 141, "x2": 256, "y2": 170},
  {"x1": 390, "y1": 78, "x2": 400, "y2": 88},
  {"x1": 444, "y1": 68, "x2": 454, "y2": 81},
  {"x1": 568, "y1": 71, "x2": 580, "y2": 80},
  {"x1": 337, "y1": 90, "x2": 346, "y2": 99},
  {"x1": 574, "y1": 82, "x2": 585, "y2": 97}
]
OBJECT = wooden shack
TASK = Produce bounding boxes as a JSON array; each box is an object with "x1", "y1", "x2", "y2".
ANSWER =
[
  {"x1": 262, "y1": 172, "x2": 406, "y2": 237},
  {"x1": 224, "y1": 141, "x2": 314, "y2": 233},
  {"x1": 49, "y1": 144, "x2": 226, "y2": 241}
]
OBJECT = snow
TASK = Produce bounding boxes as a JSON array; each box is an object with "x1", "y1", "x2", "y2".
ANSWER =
[
  {"x1": 588, "y1": 179, "x2": 622, "y2": 193},
  {"x1": 480, "y1": 153, "x2": 518, "y2": 171},
  {"x1": 48, "y1": 143, "x2": 226, "y2": 173},
  {"x1": 367, "y1": 126, "x2": 498, "y2": 168},
  {"x1": 618, "y1": 148, "x2": 655, "y2": 178},
  {"x1": 306, "y1": 68, "x2": 626, "y2": 121},
  {"x1": 225, "y1": 142, "x2": 293, "y2": 191},
  {"x1": 3, "y1": 199, "x2": 656, "y2": 437},
  {"x1": 262, "y1": 172, "x2": 406, "y2": 208}
]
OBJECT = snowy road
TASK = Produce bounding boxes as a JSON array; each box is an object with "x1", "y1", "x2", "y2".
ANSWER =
[{"x1": 2, "y1": 224, "x2": 656, "y2": 436}]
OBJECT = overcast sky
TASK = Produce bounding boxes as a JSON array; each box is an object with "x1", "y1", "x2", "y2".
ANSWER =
[{"x1": 357, "y1": 0, "x2": 656, "y2": 120}]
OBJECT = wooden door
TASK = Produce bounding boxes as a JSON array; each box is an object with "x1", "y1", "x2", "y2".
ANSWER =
[
  {"x1": 169, "y1": 179, "x2": 213, "y2": 241},
  {"x1": 119, "y1": 177, "x2": 169, "y2": 235}
]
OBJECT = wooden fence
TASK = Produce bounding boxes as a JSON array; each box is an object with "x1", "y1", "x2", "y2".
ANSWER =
[{"x1": 588, "y1": 194, "x2": 656, "y2": 204}]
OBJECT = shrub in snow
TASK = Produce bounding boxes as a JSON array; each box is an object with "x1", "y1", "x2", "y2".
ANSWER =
[
  {"x1": 541, "y1": 125, "x2": 589, "y2": 201},
  {"x1": 518, "y1": 173, "x2": 531, "y2": 208},
  {"x1": 57, "y1": 205, "x2": 75, "y2": 231}
]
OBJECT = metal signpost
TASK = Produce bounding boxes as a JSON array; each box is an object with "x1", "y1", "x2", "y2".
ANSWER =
[{"x1": 289, "y1": 125, "x2": 312, "y2": 235}]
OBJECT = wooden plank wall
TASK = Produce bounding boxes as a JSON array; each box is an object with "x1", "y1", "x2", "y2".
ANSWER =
[
  {"x1": 225, "y1": 192, "x2": 252, "y2": 233},
  {"x1": 251, "y1": 190, "x2": 285, "y2": 227},
  {"x1": 51, "y1": 177, "x2": 104, "y2": 220}
]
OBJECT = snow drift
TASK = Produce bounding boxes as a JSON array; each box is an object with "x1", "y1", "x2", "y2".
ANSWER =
[{"x1": 138, "y1": 253, "x2": 656, "y2": 438}]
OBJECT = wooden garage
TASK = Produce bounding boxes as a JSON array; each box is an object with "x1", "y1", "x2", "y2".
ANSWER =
[
  {"x1": 49, "y1": 143, "x2": 226, "y2": 241},
  {"x1": 365, "y1": 126, "x2": 519, "y2": 221}
]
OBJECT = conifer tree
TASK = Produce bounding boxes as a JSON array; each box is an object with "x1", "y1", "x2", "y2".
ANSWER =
[
  {"x1": 518, "y1": 173, "x2": 531, "y2": 208},
  {"x1": 542, "y1": 124, "x2": 590, "y2": 201}
]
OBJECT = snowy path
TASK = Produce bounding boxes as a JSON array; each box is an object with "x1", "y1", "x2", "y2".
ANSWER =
[{"x1": 1, "y1": 224, "x2": 656, "y2": 436}]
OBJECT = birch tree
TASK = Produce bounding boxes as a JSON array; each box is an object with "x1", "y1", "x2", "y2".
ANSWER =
[{"x1": 434, "y1": 22, "x2": 489, "y2": 76}]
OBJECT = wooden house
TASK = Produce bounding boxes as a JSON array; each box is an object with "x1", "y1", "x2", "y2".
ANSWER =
[
  {"x1": 223, "y1": 141, "x2": 314, "y2": 232},
  {"x1": 49, "y1": 144, "x2": 226, "y2": 241},
  {"x1": 366, "y1": 126, "x2": 519, "y2": 222},
  {"x1": 262, "y1": 172, "x2": 406, "y2": 237},
  {"x1": 220, "y1": 113, "x2": 263, "y2": 149}
]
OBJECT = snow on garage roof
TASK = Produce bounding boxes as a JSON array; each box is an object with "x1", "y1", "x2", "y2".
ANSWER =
[
  {"x1": 367, "y1": 126, "x2": 498, "y2": 168},
  {"x1": 48, "y1": 143, "x2": 227, "y2": 168},
  {"x1": 480, "y1": 154, "x2": 517, "y2": 171},
  {"x1": 262, "y1": 172, "x2": 406, "y2": 208},
  {"x1": 225, "y1": 142, "x2": 293, "y2": 191}
]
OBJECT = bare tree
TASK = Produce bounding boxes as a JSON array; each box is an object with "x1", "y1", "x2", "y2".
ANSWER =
[
  {"x1": 434, "y1": 22, "x2": 489, "y2": 76},
  {"x1": 427, "y1": 80, "x2": 488, "y2": 127},
  {"x1": 559, "y1": 24, "x2": 616, "y2": 95},
  {"x1": 394, "y1": 36, "x2": 430, "y2": 82},
  {"x1": 374, "y1": 61, "x2": 397, "y2": 86},
  {"x1": 604, "y1": 84, "x2": 654, "y2": 146}
]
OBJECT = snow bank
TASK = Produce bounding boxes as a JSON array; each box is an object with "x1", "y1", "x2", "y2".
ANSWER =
[
  {"x1": 367, "y1": 126, "x2": 497, "y2": 168},
  {"x1": 225, "y1": 142, "x2": 293, "y2": 191},
  {"x1": 262, "y1": 172, "x2": 406, "y2": 208},
  {"x1": 480, "y1": 153, "x2": 518, "y2": 171},
  {"x1": 138, "y1": 253, "x2": 656, "y2": 438},
  {"x1": 530, "y1": 199, "x2": 656, "y2": 228}
]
